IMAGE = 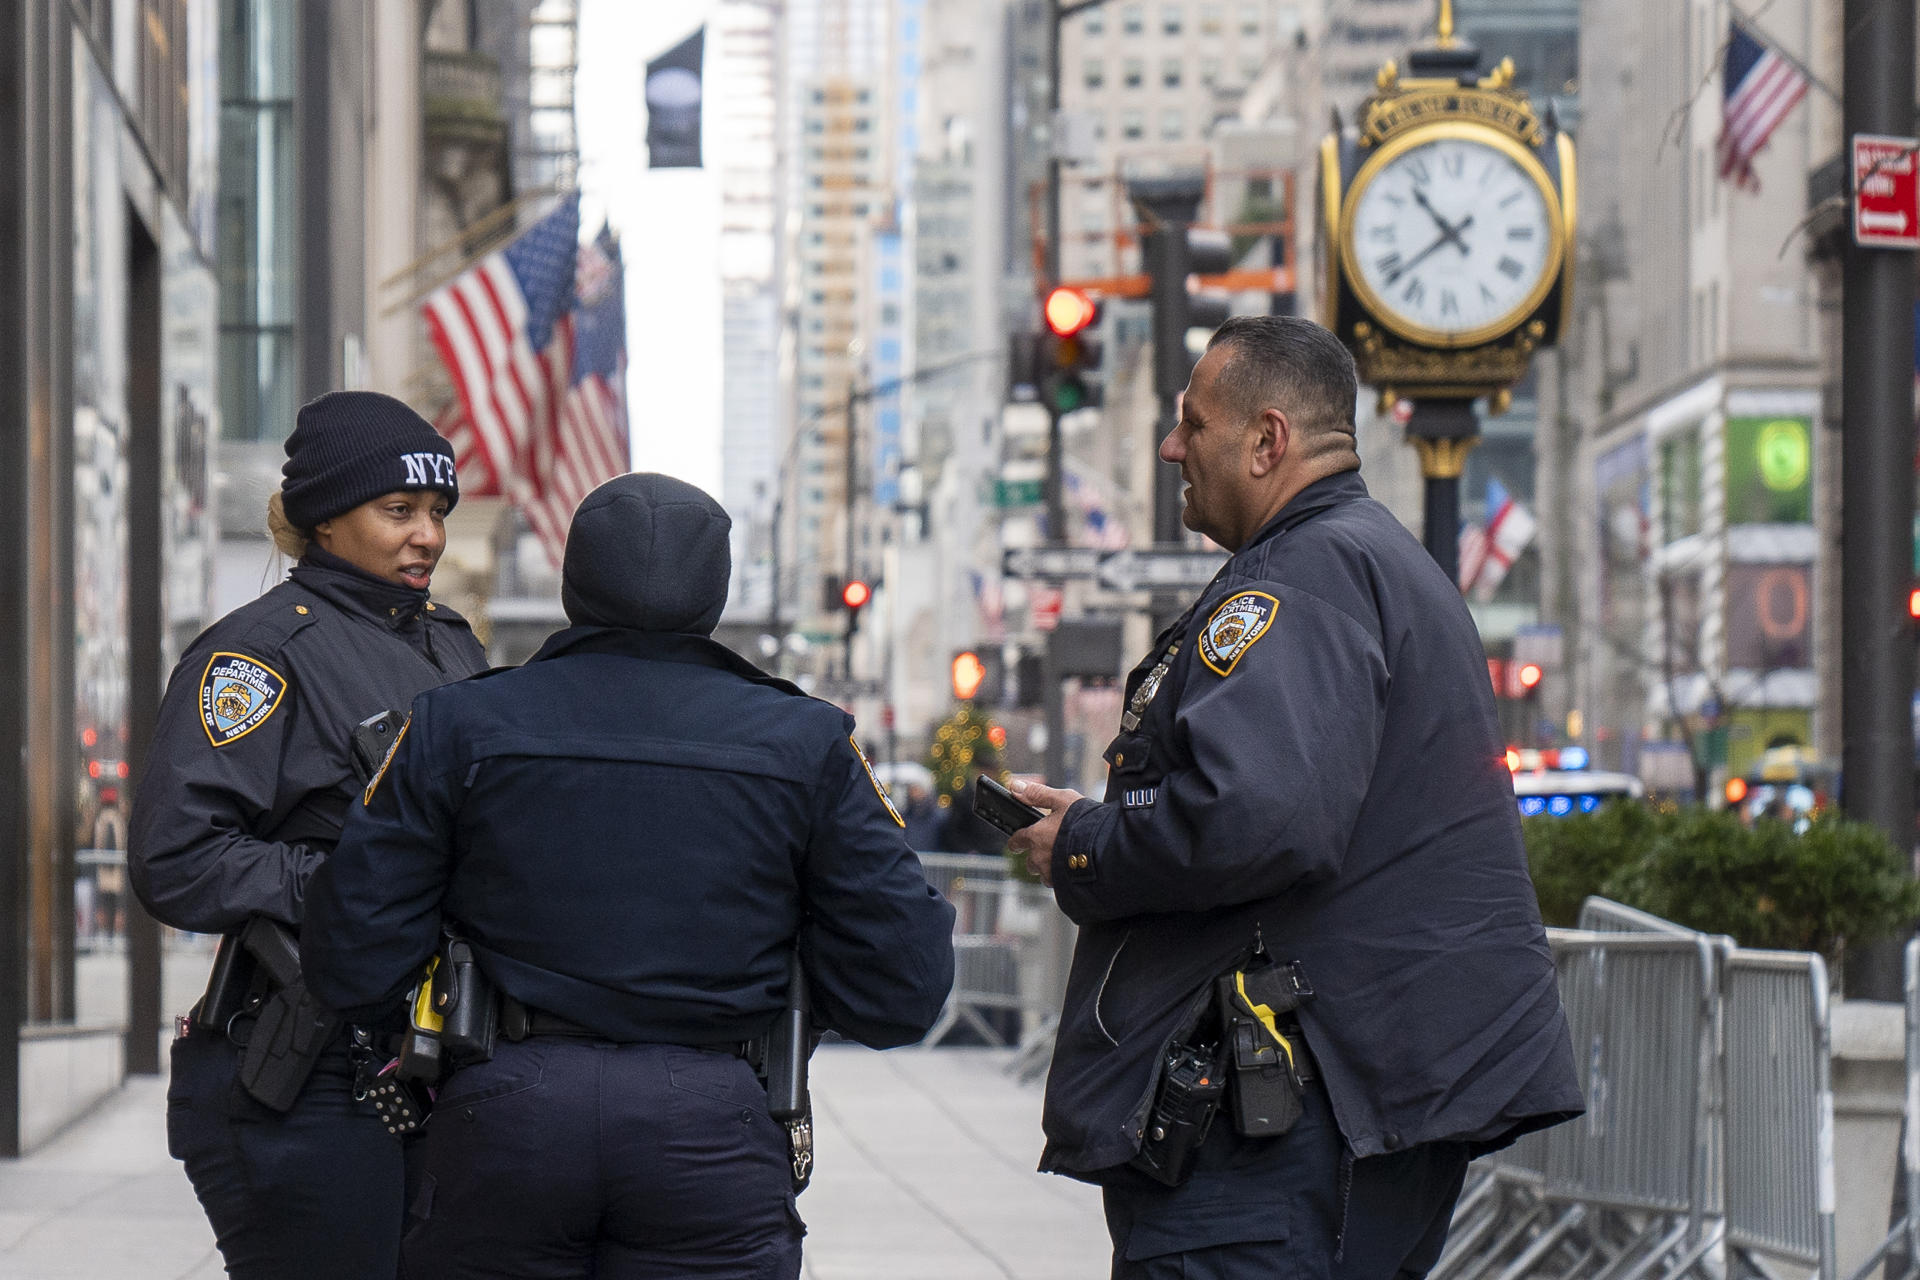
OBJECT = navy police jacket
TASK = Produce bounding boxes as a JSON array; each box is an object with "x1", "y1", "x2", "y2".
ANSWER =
[
  {"x1": 1041, "y1": 470, "x2": 1582, "y2": 1177},
  {"x1": 130, "y1": 551, "x2": 488, "y2": 933},
  {"x1": 301, "y1": 626, "x2": 957, "y2": 1051}
]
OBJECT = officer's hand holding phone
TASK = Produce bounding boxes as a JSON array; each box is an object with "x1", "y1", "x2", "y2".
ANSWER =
[{"x1": 1000, "y1": 778, "x2": 1085, "y2": 888}]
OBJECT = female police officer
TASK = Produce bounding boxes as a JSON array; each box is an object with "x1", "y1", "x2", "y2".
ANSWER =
[{"x1": 130, "y1": 391, "x2": 489, "y2": 1280}]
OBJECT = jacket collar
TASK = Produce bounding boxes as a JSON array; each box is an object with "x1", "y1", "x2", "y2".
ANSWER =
[
  {"x1": 290, "y1": 547, "x2": 432, "y2": 627},
  {"x1": 527, "y1": 625, "x2": 806, "y2": 696},
  {"x1": 1238, "y1": 468, "x2": 1369, "y2": 557}
]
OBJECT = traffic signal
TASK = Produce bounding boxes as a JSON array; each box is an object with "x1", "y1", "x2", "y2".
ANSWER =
[
  {"x1": 1517, "y1": 662, "x2": 1544, "y2": 695},
  {"x1": 841, "y1": 579, "x2": 872, "y2": 611},
  {"x1": 951, "y1": 650, "x2": 987, "y2": 700},
  {"x1": 1143, "y1": 225, "x2": 1235, "y2": 397},
  {"x1": 1038, "y1": 286, "x2": 1104, "y2": 416}
]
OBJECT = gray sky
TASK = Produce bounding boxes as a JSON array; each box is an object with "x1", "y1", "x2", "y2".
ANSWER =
[{"x1": 576, "y1": 0, "x2": 723, "y2": 494}]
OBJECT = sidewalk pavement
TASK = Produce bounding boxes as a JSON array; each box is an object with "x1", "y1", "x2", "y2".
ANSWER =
[{"x1": 0, "y1": 1045, "x2": 1110, "y2": 1280}]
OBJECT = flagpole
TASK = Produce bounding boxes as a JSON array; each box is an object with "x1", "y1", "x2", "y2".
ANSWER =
[
  {"x1": 1729, "y1": 6, "x2": 1842, "y2": 104},
  {"x1": 377, "y1": 187, "x2": 572, "y2": 315}
]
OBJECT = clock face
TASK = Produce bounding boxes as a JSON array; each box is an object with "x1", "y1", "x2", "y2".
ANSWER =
[{"x1": 1343, "y1": 130, "x2": 1560, "y2": 347}]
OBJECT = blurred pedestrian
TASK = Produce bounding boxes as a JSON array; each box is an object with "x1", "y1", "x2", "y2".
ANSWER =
[
  {"x1": 900, "y1": 780, "x2": 946, "y2": 852},
  {"x1": 301, "y1": 473, "x2": 955, "y2": 1280},
  {"x1": 130, "y1": 392, "x2": 487, "y2": 1280},
  {"x1": 1008, "y1": 317, "x2": 1582, "y2": 1279}
]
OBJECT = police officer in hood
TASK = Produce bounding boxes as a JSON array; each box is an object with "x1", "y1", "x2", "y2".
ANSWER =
[
  {"x1": 131, "y1": 391, "x2": 488, "y2": 1279},
  {"x1": 1007, "y1": 317, "x2": 1581, "y2": 1278},
  {"x1": 302, "y1": 473, "x2": 956, "y2": 1280}
]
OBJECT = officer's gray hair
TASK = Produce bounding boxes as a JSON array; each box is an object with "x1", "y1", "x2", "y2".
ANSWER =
[{"x1": 1206, "y1": 317, "x2": 1359, "y2": 454}]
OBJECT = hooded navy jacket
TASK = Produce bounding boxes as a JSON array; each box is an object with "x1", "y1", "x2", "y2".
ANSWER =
[
  {"x1": 1040, "y1": 470, "x2": 1582, "y2": 1177},
  {"x1": 301, "y1": 626, "x2": 956, "y2": 1050}
]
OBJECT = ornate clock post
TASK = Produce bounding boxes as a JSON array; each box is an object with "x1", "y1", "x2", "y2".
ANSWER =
[{"x1": 1320, "y1": 0, "x2": 1575, "y2": 584}]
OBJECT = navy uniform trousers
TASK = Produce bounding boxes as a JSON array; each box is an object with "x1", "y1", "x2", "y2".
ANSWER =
[
  {"x1": 1102, "y1": 1075, "x2": 1469, "y2": 1280},
  {"x1": 167, "y1": 1032, "x2": 411, "y2": 1280},
  {"x1": 402, "y1": 1039, "x2": 805, "y2": 1280}
]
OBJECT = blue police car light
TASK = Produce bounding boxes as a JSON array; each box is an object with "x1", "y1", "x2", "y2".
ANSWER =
[
  {"x1": 1558, "y1": 747, "x2": 1590, "y2": 771},
  {"x1": 1518, "y1": 797, "x2": 1547, "y2": 817},
  {"x1": 1578, "y1": 794, "x2": 1601, "y2": 813},
  {"x1": 1547, "y1": 795, "x2": 1573, "y2": 816}
]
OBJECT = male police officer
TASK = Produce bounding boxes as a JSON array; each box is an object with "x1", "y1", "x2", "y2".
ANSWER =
[
  {"x1": 1009, "y1": 317, "x2": 1581, "y2": 1279},
  {"x1": 301, "y1": 473, "x2": 955, "y2": 1280}
]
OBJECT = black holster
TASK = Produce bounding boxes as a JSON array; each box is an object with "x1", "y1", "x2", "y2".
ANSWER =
[
  {"x1": 234, "y1": 916, "x2": 341, "y2": 1111},
  {"x1": 396, "y1": 932, "x2": 498, "y2": 1083}
]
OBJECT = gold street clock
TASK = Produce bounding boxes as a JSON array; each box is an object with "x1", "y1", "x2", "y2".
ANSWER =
[{"x1": 1321, "y1": 46, "x2": 1575, "y2": 411}]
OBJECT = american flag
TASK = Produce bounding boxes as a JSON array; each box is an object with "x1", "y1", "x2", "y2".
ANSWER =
[
  {"x1": 424, "y1": 194, "x2": 631, "y2": 565},
  {"x1": 1717, "y1": 23, "x2": 1808, "y2": 191}
]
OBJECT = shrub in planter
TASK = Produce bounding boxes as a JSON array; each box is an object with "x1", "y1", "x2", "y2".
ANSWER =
[
  {"x1": 1522, "y1": 801, "x2": 1666, "y2": 927},
  {"x1": 1602, "y1": 809, "x2": 1920, "y2": 968}
]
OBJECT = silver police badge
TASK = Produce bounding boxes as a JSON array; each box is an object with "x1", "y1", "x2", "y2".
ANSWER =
[
  {"x1": 199, "y1": 652, "x2": 289, "y2": 747},
  {"x1": 1197, "y1": 591, "x2": 1278, "y2": 677}
]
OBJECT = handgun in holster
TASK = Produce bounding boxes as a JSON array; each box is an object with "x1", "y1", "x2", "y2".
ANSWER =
[
  {"x1": 1216, "y1": 960, "x2": 1314, "y2": 1139},
  {"x1": 755, "y1": 953, "x2": 816, "y2": 1193},
  {"x1": 234, "y1": 915, "x2": 341, "y2": 1111}
]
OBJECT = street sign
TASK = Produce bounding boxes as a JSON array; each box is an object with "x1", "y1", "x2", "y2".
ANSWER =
[
  {"x1": 1000, "y1": 545, "x2": 1226, "y2": 592},
  {"x1": 1853, "y1": 134, "x2": 1919, "y2": 249},
  {"x1": 1094, "y1": 547, "x2": 1227, "y2": 592},
  {"x1": 1001, "y1": 546, "x2": 1103, "y2": 579}
]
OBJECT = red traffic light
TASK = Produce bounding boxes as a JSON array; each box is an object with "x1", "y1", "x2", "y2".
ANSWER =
[
  {"x1": 841, "y1": 579, "x2": 872, "y2": 610},
  {"x1": 1044, "y1": 287, "x2": 1098, "y2": 338},
  {"x1": 1909, "y1": 587, "x2": 1920, "y2": 619},
  {"x1": 1517, "y1": 663, "x2": 1544, "y2": 692}
]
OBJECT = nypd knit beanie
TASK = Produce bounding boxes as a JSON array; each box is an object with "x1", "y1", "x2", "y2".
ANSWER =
[{"x1": 280, "y1": 391, "x2": 459, "y2": 529}]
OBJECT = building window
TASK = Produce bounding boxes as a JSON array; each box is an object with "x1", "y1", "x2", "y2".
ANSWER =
[
  {"x1": 1160, "y1": 108, "x2": 1184, "y2": 140},
  {"x1": 1162, "y1": 4, "x2": 1183, "y2": 35},
  {"x1": 1090, "y1": 110, "x2": 1106, "y2": 139},
  {"x1": 1162, "y1": 57, "x2": 1182, "y2": 88},
  {"x1": 1199, "y1": 56, "x2": 1221, "y2": 85},
  {"x1": 1199, "y1": 3, "x2": 1223, "y2": 34},
  {"x1": 1122, "y1": 109, "x2": 1145, "y2": 139},
  {"x1": 1124, "y1": 57, "x2": 1145, "y2": 88},
  {"x1": 1238, "y1": 53, "x2": 1261, "y2": 82},
  {"x1": 1238, "y1": 2, "x2": 1260, "y2": 36},
  {"x1": 1122, "y1": 4, "x2": 1144, "y2": 35},
  {"x1": 1084, "y1": 6, "x2": 1104, "y2": 34},
  {"x1": 219, "y1": 0, "x2": 300, "y2": 442},
  {"x1": 1084, "y1": 59, "x2": 1104, "y2": 89}
]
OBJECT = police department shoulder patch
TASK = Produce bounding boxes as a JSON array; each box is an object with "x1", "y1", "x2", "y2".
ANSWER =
[
  {"x1": 1197, "y1": 591, "x2": 1279, "y2": 677},
  {"x1": 199, "y1": 652, "x2": 289, "y2": 747},
  {"x1": 851, "y1": 736, "x2": 906, "y2": 827}
]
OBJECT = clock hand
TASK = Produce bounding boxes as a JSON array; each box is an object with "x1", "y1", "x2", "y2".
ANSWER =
[
  {"x1": 1384, "y1": 216, "x2": 1477, "y2": 285},
  {"x1": 1411, "y1": 187, "x2": 1473, "y2": 253}
]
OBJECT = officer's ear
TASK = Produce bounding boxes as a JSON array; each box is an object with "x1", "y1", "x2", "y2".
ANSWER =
[{"x1": 1248, "y1": 407, "x2": 1290, "y2": 478}]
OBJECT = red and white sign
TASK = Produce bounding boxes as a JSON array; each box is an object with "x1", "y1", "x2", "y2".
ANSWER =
[
  {"x1": 1029, "y1": 584, "x2": 1063, "y2": 632},
  {"x1": 1853, "y1": 133, "x2": 1919, "y2": 249}
]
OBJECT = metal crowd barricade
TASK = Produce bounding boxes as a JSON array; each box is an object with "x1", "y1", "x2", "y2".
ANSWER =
[
  {"x1": 1435, "y1": 928, "x2": 1724, "y2": 1280},
  {"x1": 1578, "y1": 896, "x2": 1699, "y2": 937},
  {"x1": 1719, "y1": 947, "x2": 1837, "y2": 1280},
  {"x1": 916, "y1": 853, "x2": 1062, "y2": 1049},
  {"x1": 1845, "y1": 935, "x2": 1920, "y2": 1280}
]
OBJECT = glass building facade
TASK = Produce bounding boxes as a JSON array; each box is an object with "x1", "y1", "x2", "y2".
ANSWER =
[{"x1": 0, "y1": 0, "x2": 219, "y2": 1153}]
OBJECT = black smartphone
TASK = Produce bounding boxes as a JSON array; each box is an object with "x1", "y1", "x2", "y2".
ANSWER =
[{"x1": 974, "y1": 775, "x2": 1046, "y2": 836}]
